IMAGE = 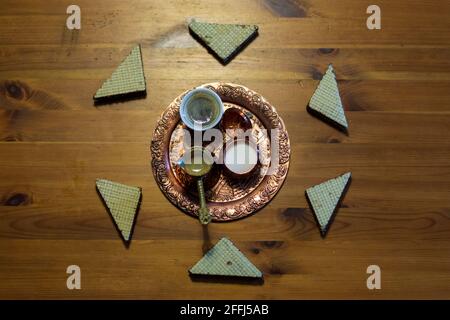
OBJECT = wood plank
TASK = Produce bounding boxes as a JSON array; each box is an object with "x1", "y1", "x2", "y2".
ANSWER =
[
  {"x1": 1, "y1": 142, "x2": 450, "y2": 169},
  {"x1": 2, "y1": 109, "x2": 450, "y2": 143},
  {"x1": 1, "y1": 0, "x2": 449, "y2": 47},
  {"x1": 2, "y1": 79, "x2": 450, "y2": 113},
  {"x1": 0, "y1": 239, "x2": 448, "y2": 299},
  {"x1": 2, "y1": 47, "x2": 450, "y2": 81},
  {"x1": 0, "y1": 143, "x2": 449, "y2": 242},
  {"x1": 1, "y1": 199, "x2": 449, "y2": 242}
]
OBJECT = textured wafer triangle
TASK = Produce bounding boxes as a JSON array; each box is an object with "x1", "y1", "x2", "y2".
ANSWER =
[
  {"x1": 309, "y1": 64, "x2": 348, "y2": 128},
  {"x1": 189, "y1": 20, "x2": 258, "y2": 64},
  {"x1": 306, "y1": 172, "x2": 351, "y2": 235},
  {"x1": 96, "y1": 179, "x2": 141, "y2": 241},
  {"x1": 189, "y1": 238, "x2": 262, "y2": 278},
  {"x1": 94, "y1": 45, "x2": 146, "y2": 100}
]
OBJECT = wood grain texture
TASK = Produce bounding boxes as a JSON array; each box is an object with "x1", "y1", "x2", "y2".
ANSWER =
[{"x1": 0, "y1": 0, "x2": 449, "y2": 299}]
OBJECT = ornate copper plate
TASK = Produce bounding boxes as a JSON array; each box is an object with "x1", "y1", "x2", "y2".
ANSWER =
[{"x1": 151, "y1": 83, "x2": 290, "y2": 221}]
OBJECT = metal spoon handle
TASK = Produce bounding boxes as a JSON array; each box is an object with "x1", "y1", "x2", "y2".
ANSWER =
[{"x1": 197, "y1": 178, "x2": 211, "y2": 225}]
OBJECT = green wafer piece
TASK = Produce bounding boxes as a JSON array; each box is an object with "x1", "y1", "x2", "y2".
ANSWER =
[
  {"x1": 96, "y1": 179, "x2": 142, "y2": 241},
  {"x1": 309, "y1": 64, "x2": 348, "y2": 128},
  {"x1": 189, "y1": 238, "x2": 262, "y2": 278},
  {"x1": 189, "y1": 20, "x2": 258, "y2": 64},
  {"x1": 94, "y1": 45, "x2": 146, "y2": 101},
  {"x1": 306, "y1": 172, "x2": 351, "y2": 236}
]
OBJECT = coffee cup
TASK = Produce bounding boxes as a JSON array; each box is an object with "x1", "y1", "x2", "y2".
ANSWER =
[
  {"x1": 223, "y1": 138, "x2": 260, "y2": 178},
  {"x1": 180, "y1": 87, "x2": 224, "y2": 131}
]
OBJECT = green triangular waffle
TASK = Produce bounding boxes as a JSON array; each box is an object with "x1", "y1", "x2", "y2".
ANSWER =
[
  {"x1": 309, "y1": 64, "x2": 348, "y2": 129},
  {"x1": 188, "y1": 20, "x2": 258, "y2": 64},
  {"x1": 306, "y1": 172, "x2": 351, "y2": 236},
  {"x1": 96, "y1": 179, "x2": 142, "y2": 241},
  {"x1": 189, "y1": 238, "x2": 262, "y2": 278},
  {"x1": 94, "y1": 45, "x2": 146, "y2": 102}
]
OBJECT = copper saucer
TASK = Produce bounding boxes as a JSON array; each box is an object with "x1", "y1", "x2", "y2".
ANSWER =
[{"x1": 150, "y1": 83, "x2": 290, "y2": 221}]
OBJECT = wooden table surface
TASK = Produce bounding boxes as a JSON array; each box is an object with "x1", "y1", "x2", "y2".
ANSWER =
[{"x1": 1, "y1": 0, "x2": 449, "y2": 299}]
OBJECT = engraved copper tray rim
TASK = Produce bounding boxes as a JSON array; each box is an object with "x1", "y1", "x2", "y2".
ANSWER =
[{"x1": 150, "y1": 82, "x2": 291, "y2": 222}]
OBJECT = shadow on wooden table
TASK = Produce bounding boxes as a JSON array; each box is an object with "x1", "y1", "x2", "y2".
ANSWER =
[
  {"x1": 202, "y1": 224, "x2": 213, "y2": 254},
  {"x1": 190, "y1": 274, "x2": 264, "y2": 286},
  {"x1": 306, "y1": 105, "x2": 349, "y2": 135},
  {"x1": 94, "y1": 91, "x2": 147, "y2": 106}
]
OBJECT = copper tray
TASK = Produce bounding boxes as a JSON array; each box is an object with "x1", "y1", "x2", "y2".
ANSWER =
[{"x1": 150, "y1": 83, "x2": 290, "y2": 221}]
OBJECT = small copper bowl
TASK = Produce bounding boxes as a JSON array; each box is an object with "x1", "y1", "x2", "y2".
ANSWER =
[{"x1": 221, "y1": 107, "x2": 253, "y2": 139}]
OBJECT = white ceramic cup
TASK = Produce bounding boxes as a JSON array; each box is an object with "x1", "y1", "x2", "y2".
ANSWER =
[
  {"x1": 180, "y1": 87, "x2": 224, "y2": 131},
  {"x1": 224, "y1": 139, "x2": 259, "y2": 177}
]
